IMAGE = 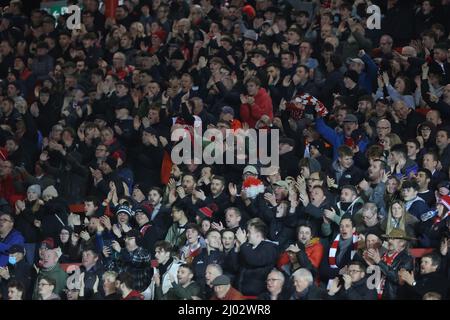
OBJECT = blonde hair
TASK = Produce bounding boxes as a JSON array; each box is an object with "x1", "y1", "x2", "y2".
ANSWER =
[
  {"x1": 385, "y1": 133, "x2": 402, "y2": 148},
  {"x1": 386, "y1": 200, "x2": 407, "y2": 234}
]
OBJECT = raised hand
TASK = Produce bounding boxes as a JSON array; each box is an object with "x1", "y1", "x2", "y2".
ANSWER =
[
  {"x1": 112, "y1": 240, "x2": 121, "y2": 253},
  {"x1": 236, "y1": 227, "x2": 247, "y2": 244},
  {"x1": 264, "y1": 193, "x2": 277, "y2": 207}
]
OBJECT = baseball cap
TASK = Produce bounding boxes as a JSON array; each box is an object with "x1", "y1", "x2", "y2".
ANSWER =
[
  {"x1": 274, "y1": 180, "x2": 289, "y2": 190},
  {"x1": 243, "y1": 165, "x2": 258, "y2": 175}
]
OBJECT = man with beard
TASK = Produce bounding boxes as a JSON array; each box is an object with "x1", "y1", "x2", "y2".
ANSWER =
[
  {"x1": 156, "y1": 264, "x2": 201, "y2": 300},
  {"x1": 147, "y1": 187, "x2": 172, "y2": 233},
  {"x1": 365, "y1": 228, "x2": 414, "y2": 300},
  {"x1": 359, "y1": 159, "x2": 388, "y2": 217},
  {"x1": 414, "y1": 169, "x2": 435, "y2": 208},
  {"x1": 196, "y1": 176, "x2": 230, "y2": 224},
  {"x1": 322, "y1": 186, "x2": 365, "y2": 239}
]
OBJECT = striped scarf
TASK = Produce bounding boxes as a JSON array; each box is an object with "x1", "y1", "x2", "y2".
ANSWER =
[
  {"x1": 377, "y1": 251, "x2": 400, "y2": 299},
  {"x1": 328, "y1": 233, "x2": 359, "y2": 268}
]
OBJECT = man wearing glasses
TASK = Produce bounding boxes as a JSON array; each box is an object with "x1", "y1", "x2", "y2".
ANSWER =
[
  {"x1": 258, "y1": 269, "x2": 289, "y2": 300},
  {"x1": 0, "y1": 212, "x2": 25, "y2": 267},
  {"x1": 327, "y1": 261, "x2": 377, "y2": 300}
]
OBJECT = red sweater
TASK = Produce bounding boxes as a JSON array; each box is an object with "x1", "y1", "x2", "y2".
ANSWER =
[{"x1": 240, "y1": 88, "x2": 273, "y2": 128}]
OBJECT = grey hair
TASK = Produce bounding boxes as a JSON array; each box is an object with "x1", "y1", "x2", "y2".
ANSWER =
[
  {"x1": 292, "y1": 268, "x2": 313, "y2": 286},
  {"x1": 206, "y1": 263, "x2": 223, "y2": 275},
  {"x1": 268, "y1": 269, "x2": 285, "y2": 285},
  {"x1": 360, "y1": 202, "x2": 378, "y2": 216}
]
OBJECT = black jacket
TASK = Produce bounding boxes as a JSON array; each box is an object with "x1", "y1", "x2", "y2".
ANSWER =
[
  {"x1": 400, "y1": 271, "x2": 449, "y2": 300},
  {"x1": 192, "y1": 248, "x2": 224, "y2": 285},
  {"x1": 290, "y1": 285, "x2": 327, "y2": 300},
  {"x1": 236, "y1": 240, "x2": 279, "y2": 296},
  {"x1": 14, "y1": 200, "x2": 44, "y2": 243},
  {"x1": 332, "y1": 277, "x2": 378, "y2": 300},
  {"x1": 377, "y1": 249, "x2": 414, "y2": 300},
  {"x1": 40, "y1": 197, "x2": 70, "y2": 240},
  {"x1": 279, "y1": 151, "x2": 300, "y2": 179},
  {"x1": 0, "y1": 259, "x2": 32, "y2": 300}
]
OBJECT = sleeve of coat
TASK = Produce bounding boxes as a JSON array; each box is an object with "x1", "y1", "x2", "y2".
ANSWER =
[{"x1": 315, "y1": 117, "x2": 339, "y2": 147}]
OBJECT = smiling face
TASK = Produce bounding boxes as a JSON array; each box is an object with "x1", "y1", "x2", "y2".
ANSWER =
[
  {"x1": 221, "y1": 230, "x2": 235, "y2": 251},
  {"x1": 177, "y1": 266, "x2": 193, "y2": 285}
]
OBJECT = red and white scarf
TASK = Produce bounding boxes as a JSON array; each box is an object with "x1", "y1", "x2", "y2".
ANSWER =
[
  {"x1": 377, "y1": 251, "x2": 400, "y2": 299},
  {"x1": 328, "y1": 233, "x2": 359, "y2": 268}
]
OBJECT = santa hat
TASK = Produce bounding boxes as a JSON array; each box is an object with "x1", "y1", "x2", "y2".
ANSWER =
[
  {"x1": 242, "y1": 176, "x2": 265, "y2": 199},
  {"x1": 242, "y1": 5, "x2": 256, "y2": 19}
]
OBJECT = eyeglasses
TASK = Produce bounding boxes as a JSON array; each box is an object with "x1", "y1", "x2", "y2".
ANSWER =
[
  {"x1": 267, "y1": 278, "x2": 282, "y2": 282},
  {"x1": 348, "y1": 269, "x2": 363, "y2": 274},
  {"x1": 38, "y1": 282, "x2": 51, "y2": 287}
]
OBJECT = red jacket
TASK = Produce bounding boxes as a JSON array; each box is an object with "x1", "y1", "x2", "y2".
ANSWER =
[
  {"x1": 240, "y1": 88, "x2": 273, "y2": 128},
  {"x1": 277, "y1": 238, "x2": 324, "y2": 270},
  {"x1": 211, "y1": 286, "x2": 245, "y2": 300}
]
